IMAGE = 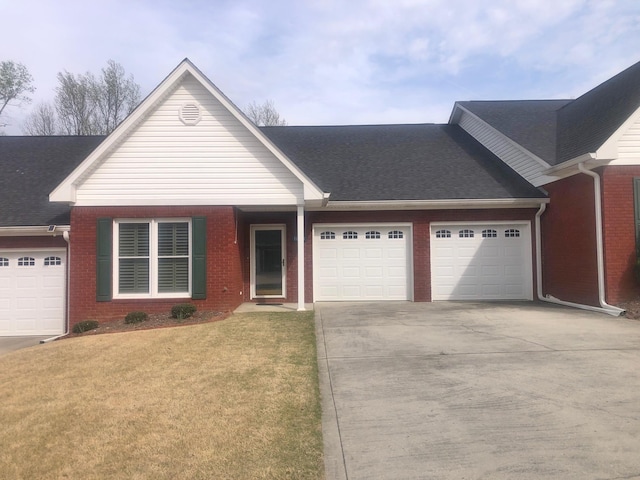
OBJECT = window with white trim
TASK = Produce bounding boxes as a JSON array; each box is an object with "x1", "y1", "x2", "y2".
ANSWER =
[
  {"x1": 18, "y1": 257, "x2": 35, "y2": 266},
  {"x1": 482, "y1": 229, "x2": 497, "y2": 238},
  {"x1": 343, "y1": 231, "x2": 358, "y2": 239},
  {"x1": 435, "y1": 229, "x2": 451, "y2": 238},
  {"x1": 388, "y1": 230, "x2": 404, "y2": 239},
  {"x1": 505, "y1": 229, "x2": 520, "y2": 238},
  {"x1": 320, "y1": 231, "x2": 335, "y2": 240},
  {"x1": 115, "y1": 219, "x2": 190, "y2": 297},
  {"x1": 0, "y1": 258, "x2": 8, "y2": 267},
  {"x1": 44, "y1": 256, "x2": 62, "y2": 266},
  {"x1": 459, "y1": 229, "x2": 474, "y2": 238},
  {"x1": 365, "y1": 231, "x2": 381, "y2": 239}
]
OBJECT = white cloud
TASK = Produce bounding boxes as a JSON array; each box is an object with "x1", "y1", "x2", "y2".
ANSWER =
[{"x1": 2, "y1": 0, "x2": 640, "y2": 133}]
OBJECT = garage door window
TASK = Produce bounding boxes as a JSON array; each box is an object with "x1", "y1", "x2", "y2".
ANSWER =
[
  {"x1": 343, "y1": 231, "x2": 358, "y2": 239},
  {"x1": 482, "y1": 229, "x2": 497, "y2": 238},
  {"x1": 0, "y1": 258, "x2": 8, "y2": 267},
  {"x1": 18, "y1": 257, "x2": 35, "y2": 266},
  {"x1": 44, "y1": 256, "x2": 62, "y2": 266},
  {"x1": 435, "y1": 229, "x2": 451, "y2": 238},
  {"x1": 388, "y1": 230, "x2": 404, "y2": 239},
  {"x1": 365, "y1": 231, "x2": 381, "y2": 239},
  {"x1": 320, "y1": 231, "x2": 335, "y2": 240},
  {"x1": 459, "y1": 229, "x2": 474, "y2": 238},
  {"x1": 505, "y1": 229, "x2": 520, "y2": 238}
]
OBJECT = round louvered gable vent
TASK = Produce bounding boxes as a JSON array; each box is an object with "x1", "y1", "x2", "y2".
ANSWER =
[{"x1": 179, "y1": 103, "x2": 201, "y2": 125}]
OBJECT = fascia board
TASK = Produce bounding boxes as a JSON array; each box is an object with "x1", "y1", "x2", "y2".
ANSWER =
[
  {"x1": 183, "y1": 62, "x2": 326, "y2": 201},
  {"x1": 308, "y1": 198, "x2": 549, "y2": 211},
  {"x1": 0, "y1": 225, "x2": 70, "y2": 237},
  {"x1": 50, "y1": 59, "x2": 326, "y2": 203},
  {"x1": 50, "y1": 61, "x2": 192, "y2": 203},
  {"x1": 597, "y1": 104, "x2": 640, "y2": 159},
  {"x1": 454, "y1": 104, "x2": 552, "y2": 169}
]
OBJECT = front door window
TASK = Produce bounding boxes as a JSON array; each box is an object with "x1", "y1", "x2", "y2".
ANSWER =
[{"x1": 252, "y1": 226, "x2": 285, "y2": 297}]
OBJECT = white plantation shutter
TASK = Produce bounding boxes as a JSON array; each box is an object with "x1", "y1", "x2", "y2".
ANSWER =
[
  {"x1": 158, "y1": 222, "x2": 189, "y2": 292},
  {"x1": 118, "y1": 223, "x2": 150, "y2": 293}
]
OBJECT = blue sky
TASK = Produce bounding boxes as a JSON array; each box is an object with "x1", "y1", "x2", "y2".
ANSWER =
[{"x1": 2, "y1": 0, "x2": 640, "y2": 134}]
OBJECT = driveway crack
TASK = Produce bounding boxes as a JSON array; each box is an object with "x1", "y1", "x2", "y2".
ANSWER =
[{"x1": 459, "y1": 324, "x2": 556, "y2": 351}]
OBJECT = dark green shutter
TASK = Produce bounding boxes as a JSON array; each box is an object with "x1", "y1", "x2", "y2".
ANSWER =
[
  {"x1": 634, "y1": 179, "x2": 640, "y2": 255},
  {"x1": 191, "y1": 216, "x2": 207, "y2": 299},
  {"x1": 96, "y1": 218, "x2": 113, "y2": 302}
]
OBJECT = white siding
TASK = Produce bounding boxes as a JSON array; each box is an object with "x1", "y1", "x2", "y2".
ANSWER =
[
  {"x1": 75, "y1": 74, "x2": 303, "y2": 206},
  {"x1": 617, "y1": 114, "x2": 640, "y2": 160},
  {"x1": 458, "y1": 111, "x2": 552, "y2": 187}
]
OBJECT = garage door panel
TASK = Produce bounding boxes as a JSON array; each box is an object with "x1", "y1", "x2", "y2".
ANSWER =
[
  {"x1": 315, "y1": 225, "x2": 410, "y2": 301},
  {"x1": 0, "y1": 250, "x2": 65, "y2": 336},
  {"x1": 431, "y1": 223, "x2": 532, "y2": 301}
]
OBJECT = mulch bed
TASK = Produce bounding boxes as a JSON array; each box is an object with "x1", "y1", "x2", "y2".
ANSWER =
[
  {"x1": 619, "y1": 299, "x2": 640, "y2": 319},
  {"x1": 70, "y1": 310, "x2": 230, "y2": 337}
]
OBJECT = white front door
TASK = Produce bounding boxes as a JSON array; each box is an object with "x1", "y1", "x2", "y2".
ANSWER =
[
  {"x1": 313, "y1": 224, "x2": 412, "y2": 301},
  {"x1": 430, "y1": 222, "x2": 533, "y2": 300},
  {"x1": 251, "y1": 225, "x2": 286, "y2": 298},
  {"x1": 0, "y1": 249, "x2": 66, "y2": 336}
]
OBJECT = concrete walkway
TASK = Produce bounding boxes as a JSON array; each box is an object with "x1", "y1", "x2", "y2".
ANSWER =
[
  {"x1": 0, "y1": 336, "x2": 50, "y2": 356},
  {"x1": 316, "y1": 301, "x2": 640, "y2": 480}
]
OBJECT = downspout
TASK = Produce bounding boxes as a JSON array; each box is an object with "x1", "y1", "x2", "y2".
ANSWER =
[
  {"x1": 41, "y1": 230, "x2": 71, "y2": 343},
  {"x1": 534, "y1": 166, "x2": 624, "y2": 316}
]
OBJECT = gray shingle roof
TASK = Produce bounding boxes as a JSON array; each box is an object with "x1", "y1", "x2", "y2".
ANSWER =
[
  {"x1": 0, "y1": 136, "x2": 104, "y2": 227},
  {"x1": 556, "y1": 60, "x2": 640, "y2": 163},
  {"x1": 456, "y1": 59, "x2": 640, "y2": 166},
  {"x1": 457, "y1": 100, "x2": 571, "y2": 163},
  {"x1": 261, "y1": 124, "x2": 545, "y2": 201}
]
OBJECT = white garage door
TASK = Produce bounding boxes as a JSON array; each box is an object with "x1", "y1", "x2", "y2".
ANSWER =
[
  {"x1": 0, "y1": 250, "x2": 66, "y2": 336},
  {"x1": 313, "y1": 224, "x2": 411, "y2": 301},
  {"x1": 431, "y1": 223, "x2": 532, "y2": 300}
]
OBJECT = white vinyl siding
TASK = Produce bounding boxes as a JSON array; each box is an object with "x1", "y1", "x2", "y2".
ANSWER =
[
  {"x1": 617, "y1": 114, "x2": 640, "y2": 159},
  {"x1": 75, "y1": 74, "x2": 303, "y2": 206},
  {"x1": 457, "y1": 110, "x2": 553, "y2": 187}
]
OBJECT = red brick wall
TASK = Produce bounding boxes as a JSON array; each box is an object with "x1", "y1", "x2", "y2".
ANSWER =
[
  {"x1": 601, "y1": 166, "x2": 640, "y2": 303},
  {"x1": 542, "y1": 174, "x2": 599, "y2": 305},
  {"x1": 69, "y1": 206, "x2": 244, "y2": 325}
]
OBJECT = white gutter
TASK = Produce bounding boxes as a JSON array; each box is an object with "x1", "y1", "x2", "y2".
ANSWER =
[
  {"x1": 313, "y1": 198, "x2": 549, "y2": 211},
  {"x1": 0, "y1": 225, "x2": 70, "y2": 237},
  {"x1": 534, "y1": 168, "x2": 624, "y2": 316},
  {"x1": 41, "y1": 230, "x2": 71, "y2": 343}
]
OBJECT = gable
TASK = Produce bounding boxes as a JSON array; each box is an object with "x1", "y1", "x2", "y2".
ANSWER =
[
  {"x1": 72, "y1": 74, "x2": 304, "y2": 206},
  {"x1": 50, "y1": 59, "x2": 325, "y2": 207}
]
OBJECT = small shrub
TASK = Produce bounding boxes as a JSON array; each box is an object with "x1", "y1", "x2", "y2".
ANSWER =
[
  {"x1": 171, "y1": 303, "x2": 197, "y2": 320},
  {"x1": 72, "y1": 320, "x2": 99, "y2": 334},
  {"x1": 124, "y1": 311, "x2": 148, "y2": 324}
]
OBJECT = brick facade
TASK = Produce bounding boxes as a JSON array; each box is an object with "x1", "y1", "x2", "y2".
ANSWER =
[
  {"x1": 542, "y1": 173, "x2": 599, "y2": 305},
  {"x1": 0, "y1": 236, "x2": 68, "y2": 249},
  {"x1": 68, "y1": 206, "x2": 539, "y2": 328},
  {"x1": 601, "y1": 166, "x2": 640, "y2": 303},
  {"x1": 69, "y1": 206, "x2": 244, "y2": 326}
]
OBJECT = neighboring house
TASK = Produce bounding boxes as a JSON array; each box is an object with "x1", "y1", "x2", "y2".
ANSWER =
[{"x1": 1, "y1": 58, "x2": 639, "y2": 336}]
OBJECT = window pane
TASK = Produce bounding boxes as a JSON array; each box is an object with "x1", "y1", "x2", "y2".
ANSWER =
[
  {"x1": 158, "y1": 258, "x2": 189, "y2": 292},
  {"x1": 119, "y1": 258, "x2": 149, "y2": 293},
  {"x1": 158, "y1": 222, "x2": 189, "y2": 256},
  {"x1": 119, "y1": 223, "x2": 149, "y2": 256}
]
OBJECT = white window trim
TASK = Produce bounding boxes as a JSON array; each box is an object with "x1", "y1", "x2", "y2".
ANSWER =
[{"x1": 113, "y1": 218, "x2": 192, "y2": 299}]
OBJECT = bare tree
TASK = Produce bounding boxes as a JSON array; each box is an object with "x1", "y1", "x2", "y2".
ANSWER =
[
  {"x1": 53, "y1": 60, "x2": 140, "y2": 135},
  {"x1": 22, "y1": 102, "x2": 58, "y2": 135},
  {"x1": 95, "y1": 60, "x2": 141, "y2": 134},
  {"x1": 245, "y1": 99, "x2": 287, "y2": 126},
  {"x1": 0, "y1": 60, "x2": 35, "y2": 117}
]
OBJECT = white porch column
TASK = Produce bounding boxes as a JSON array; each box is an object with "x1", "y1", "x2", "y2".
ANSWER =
[{"x1": 297, "y1": 205, "x2": 306, "y2": 311}]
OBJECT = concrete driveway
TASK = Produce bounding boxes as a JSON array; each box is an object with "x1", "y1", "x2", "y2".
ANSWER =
[
  {"x1": 316, "y1": 301, "x2": 640, "y2": 480},
  {"x1": 0, "y1": 336, "x2": 50, "y2": 356}
]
